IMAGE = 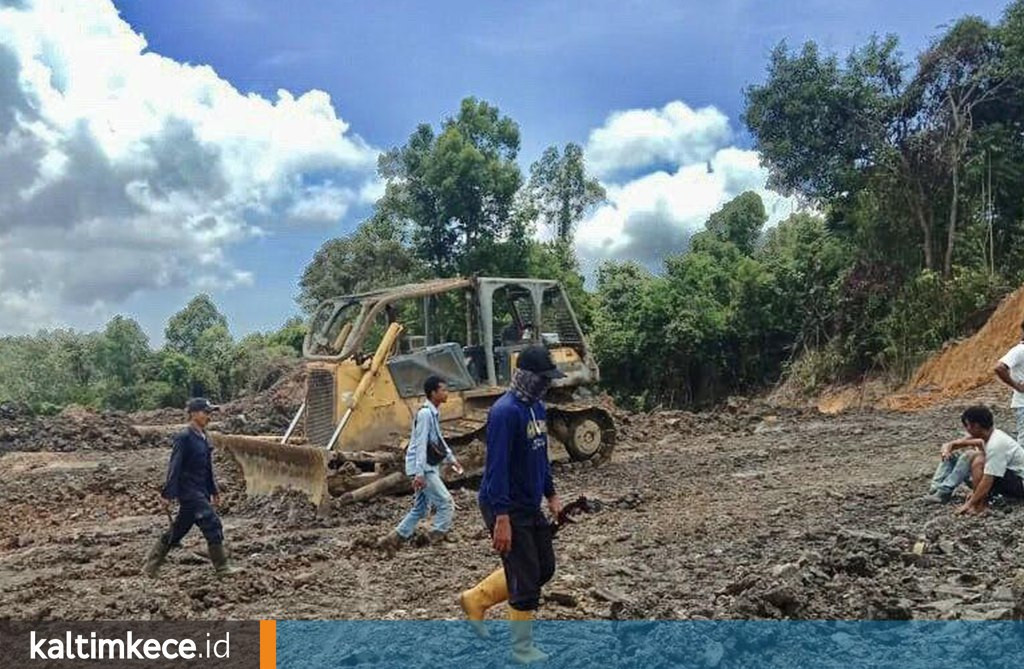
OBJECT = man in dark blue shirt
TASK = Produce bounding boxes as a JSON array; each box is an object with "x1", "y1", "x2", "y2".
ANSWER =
[
  {"x1": 144, "y1": 398, "x2": 238, "y2": 577},
  {"x1": 460, "y1": 345, "x2": 564, "y2": 664}
]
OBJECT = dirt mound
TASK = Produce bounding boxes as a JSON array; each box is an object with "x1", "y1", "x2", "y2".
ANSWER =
[
  {"x1": 217, "y1": 363, "x2": 305, "y2": 435},
  {"x1": 128, "y1": 362, "x2": 304, "y2": 436},
  {"x1": 0, "y1": 405, "x2": 165, "y2": 455},
  {"x1": 881, "y1": 285, "x2": 1024, "y2": 411}
]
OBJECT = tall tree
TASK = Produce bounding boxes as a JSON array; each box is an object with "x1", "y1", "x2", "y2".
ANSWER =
[
  {"x1": 703, "y1": 191, "x2": 767, "y2": 255},
  {"x1": 299, "y1": 215, "x2": 422, "y2": 310},
  {"x1": 165, "y1": 294, "x2": 228, "y2": 358},
  {"x1": 377, "y1": 97, "x2": 527, "y2": 276},
  {"x1": 907, "y1": 16, "x2": 1005, "y2": 277},
  {"x1": 95, "y1": 316, "x2": 151, "y2": 389},
  {"x1": 526, "y1": 143, "x2": 606, "y2": 243}
]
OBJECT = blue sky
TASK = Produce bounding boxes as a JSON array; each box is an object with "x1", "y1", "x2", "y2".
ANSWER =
[{"x1": 0, "y1": 0, "x2": 1010, "y2": 341}]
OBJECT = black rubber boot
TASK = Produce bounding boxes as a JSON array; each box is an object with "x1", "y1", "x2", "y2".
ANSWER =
[
  {"x1": 143, "y1": 537, "x2": 171, "y2": 578},
  {"x1": 208, "y1": 543, "x2": 240, "y2": 576}
]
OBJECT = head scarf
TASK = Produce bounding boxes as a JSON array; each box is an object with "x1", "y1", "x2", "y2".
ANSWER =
[{"x1": 510, "y1": 368, "x2": 549, "y2": 405}]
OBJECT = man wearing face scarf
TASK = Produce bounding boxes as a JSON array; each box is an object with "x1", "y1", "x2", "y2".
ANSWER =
[{"x1": 460, "y1": 345, "x2": 564, "y2": 664}]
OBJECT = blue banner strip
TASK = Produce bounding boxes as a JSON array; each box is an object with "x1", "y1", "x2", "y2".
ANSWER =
[{"x1": 277, "y1": 620, "x2": 1024, "y2": 669}]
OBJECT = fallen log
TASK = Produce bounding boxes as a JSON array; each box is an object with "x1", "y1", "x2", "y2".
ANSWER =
[
  {"x1": 336, "y1": 471, "x2": 407, "y2": 505},
  {"x1": 332, "y1": 450, "x2": 402, "y2": 464}
]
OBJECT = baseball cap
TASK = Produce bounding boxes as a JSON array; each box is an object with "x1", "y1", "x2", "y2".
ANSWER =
[
  {"x1": 516, "y1": 345, "x2": 566, "y2": 379},
  {"x1": 186, "y1": 397, "x2": 219, "y2": 413}
]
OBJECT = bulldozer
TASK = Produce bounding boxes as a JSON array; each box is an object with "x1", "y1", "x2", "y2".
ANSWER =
[{"x1": 213, "y1": 277, "x2": 615, "y2": 507}]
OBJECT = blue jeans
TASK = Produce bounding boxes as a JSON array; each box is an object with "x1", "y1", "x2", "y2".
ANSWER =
[
  {"x1": 929, "y1": 451, "x2": 976, "y2": 496},
  {"x1": 396, "y1": 470, "x2": 453, "y2": 538}
]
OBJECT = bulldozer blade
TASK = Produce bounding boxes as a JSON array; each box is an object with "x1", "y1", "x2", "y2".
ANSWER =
[{"x1": 212, "y1": 432, "x2": 329, "y2": 507}]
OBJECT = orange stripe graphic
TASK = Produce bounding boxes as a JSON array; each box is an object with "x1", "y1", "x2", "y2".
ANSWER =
[{"x1": 260, "y1": 620, "x2": 276, "y2": 669}]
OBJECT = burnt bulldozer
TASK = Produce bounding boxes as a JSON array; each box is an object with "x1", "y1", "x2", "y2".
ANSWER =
[{"x1": 213, "y1": 277, "x2": 615, "y2": 507}]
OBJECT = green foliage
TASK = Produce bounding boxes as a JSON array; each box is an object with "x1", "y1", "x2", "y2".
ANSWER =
[
  {"x1": 230, "y1": 334, "x2": 298, "y2": 397},
  {"x1": 299, "y1": 215, "x2": 423, "y2": 310},
  {"x1": 93, "y1": 316, "x2": 151, "y2": 410},
  {"x1": 267, "y1": 317, "x2": 308, "y2": 355},
  {"x1": 0, "y1": 330, "x2": 103, "y2": 410},
  {"x1": 526, "y1": 240, "x2": 594, "y2": 331},
  {"x1": 879, "y1": 268, "x2": 1008, "y2": 378},
  {"x1": 377, "y1": 97, "x2": 527, "y2": 277},
  {"x1": 165, "y1": 294, "x2": 228, "y2": 358},
  {"x1": 526, "y1": 143, "x2": 606, "y2": 242},
  {"x1": 7, "y1": 11, "x2": 1024, "y2": 415},
  {"x1": 704, "y1": 191, "x2": 767, "y2": 255}
]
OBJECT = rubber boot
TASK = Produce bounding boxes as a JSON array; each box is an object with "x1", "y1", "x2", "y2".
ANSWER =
[
  {"x1": 143, "y1": 537, "x2": 171, "y2": 578},
  {"x1": 508, "y1": 608, "x2": 548, "y2": 664},
  {"x1": 208, "y1": 543, "x2": 240, "y2": 576},
  {"x1": 428, "y1": 529, "x2": 453, "y2": 545},
  {"x1": 377, "y1": 530, "x2": 407, "y2": 551},
  {"x1": 459, "y1": 567, "x2": 508, "y2": 638}
]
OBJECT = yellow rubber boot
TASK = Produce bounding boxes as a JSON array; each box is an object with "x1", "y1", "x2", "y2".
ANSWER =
[
  {"x1": 508, "y1": 608, "x2": 548, "y2": 664},
  {"x1": 459, "y1": 567, "x2": 508, "y2": 638}
]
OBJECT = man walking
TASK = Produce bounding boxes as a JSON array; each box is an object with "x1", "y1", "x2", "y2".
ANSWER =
[
  {"x1": 460, "y1": 345, "x2": 563, "y2": 664},
  {"x1": 994, "y1": 320, "x2": 1024, "y2": 442},
  {"x1": 144, "y1": 398, "x2": 238, "y2": 577},
  {"x1": 379, "y1": 376, "x2": 463, "y2": 549}
]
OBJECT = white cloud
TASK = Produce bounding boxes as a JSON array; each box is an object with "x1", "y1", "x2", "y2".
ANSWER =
[
  {"x1": 577, "y1": 103, "x2": 799, "y2": 275},
  {"x1": 287, "y1": 184, "x2": 356, "y2": 224},
  {"x1": 584, "y1": 100, "x2": 732, "y2": 179},
  {"x1": 0, "y1": 0, "x2": 379, "y2": 333}
]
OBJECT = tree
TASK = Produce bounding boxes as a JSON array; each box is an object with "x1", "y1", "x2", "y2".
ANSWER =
[
  {"x1": 267, "y1": 316, "x2": 308, "y2": 355},
  {"x1": 95, "y1": 316, "x2": 150, "y2": 387},
  {"x1": 526, "y1": 143, "x2": 605, "y2": 243},
  {"x1": 230, "y1": 333, "x2": 298, "y2": 396},
  {"x1": 165, "y1": 295, "x2": 229, "y2": 358},
  {"x1": 299, "y1": 215, "x2": 422, "y2": 311},
  {"x1": 702, "y1": 191, "x2": 767, "y2": 255},
  {"x1": 193, "y1": 325, "x2": 235, "y2": 400},
  {"x1": 95, "y1": 316, "x2": 151, "y2": 410},
  {"x1": 377, "y1": 97, "x2": 527, "y2": 277},
  {"x1": 907, "y1": 16, "x2": 1005, "y2": 277},
  {"x1": 758, "y1": 212, "x2": 850, "y2": 353},
  {"x1": 743, "y1": 39, "x2": 896, "y2": 202},
  {"x1": 154, "y1": 350, "x2": 192, "y2": 408},
  {"x1": 745, "y1": 26, "x2": 1010, "y2": 277}
]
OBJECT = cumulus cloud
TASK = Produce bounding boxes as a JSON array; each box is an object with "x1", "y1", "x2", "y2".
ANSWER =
[
  {"x1": 0, "y1": 0, "x2": 378, "y2": 333},
  {"x1": 577, "y1": 105, "x2": 798, "y2": 275},
  {"x1": 584, "y1": 100, "x2": 732, "y2": 179}
]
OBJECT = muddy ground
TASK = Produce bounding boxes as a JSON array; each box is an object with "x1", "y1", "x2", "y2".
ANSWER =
[{"x1": 2, "y1": 400, "x2": 1024, "y2": 621}]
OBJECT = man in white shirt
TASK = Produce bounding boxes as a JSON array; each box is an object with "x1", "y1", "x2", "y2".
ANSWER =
[
  {"x1": 994, "y1": 322, "x2": 1024, "y2": 442},
  {"x1": 955, "y1": 406, "x2": 1024, "y2": 515}
]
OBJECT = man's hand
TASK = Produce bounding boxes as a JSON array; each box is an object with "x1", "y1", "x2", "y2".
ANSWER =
[
  {"x1": 955, "y1": 500, "x2": 986, "y2": 516},
  {"x1": 211, "y1": 494, "x2": 220, "y2": 507},
  {"x1": 547, "y1": 494, "x2": 563, "y2": 521},
  {"x1": 450, "y1": 460, "x2": 464, "y2": 476},
  {"x1": 492, "y1": 514, "x2": 512, "y2": 554},
  {"x1": 413, "y1": 475, "x2": 426, "y2": 491},
  {"x1": 159, "y1": 496, "x2": 172, "y2": 510},
  {"x1": 941, "y1": 442, "x2": 954, "y2": 460}
]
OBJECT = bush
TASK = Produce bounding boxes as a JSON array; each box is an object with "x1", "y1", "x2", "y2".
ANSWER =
[{"x1": 878, "y1": 268, "x2": 1008, "y2": 378}]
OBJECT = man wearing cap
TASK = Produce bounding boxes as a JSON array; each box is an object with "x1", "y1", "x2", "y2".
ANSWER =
[
  {"x1": 460, "y1": 345, "x2": 564, "y2": 664},
  {"x1": 143, "y1": 398, "x2": 239, "y2": 577}
]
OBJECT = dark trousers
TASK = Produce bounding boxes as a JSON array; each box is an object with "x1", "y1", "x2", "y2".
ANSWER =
[
  {"x1": 481, "y1": 504, "x2": 555, "y2": 611},
  {"x1": 163, "y1": 497, "x2": 224, "y2": 547},
  {"x1": 992, "y1": 470, "x2": 1024, "y2": 499}
]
